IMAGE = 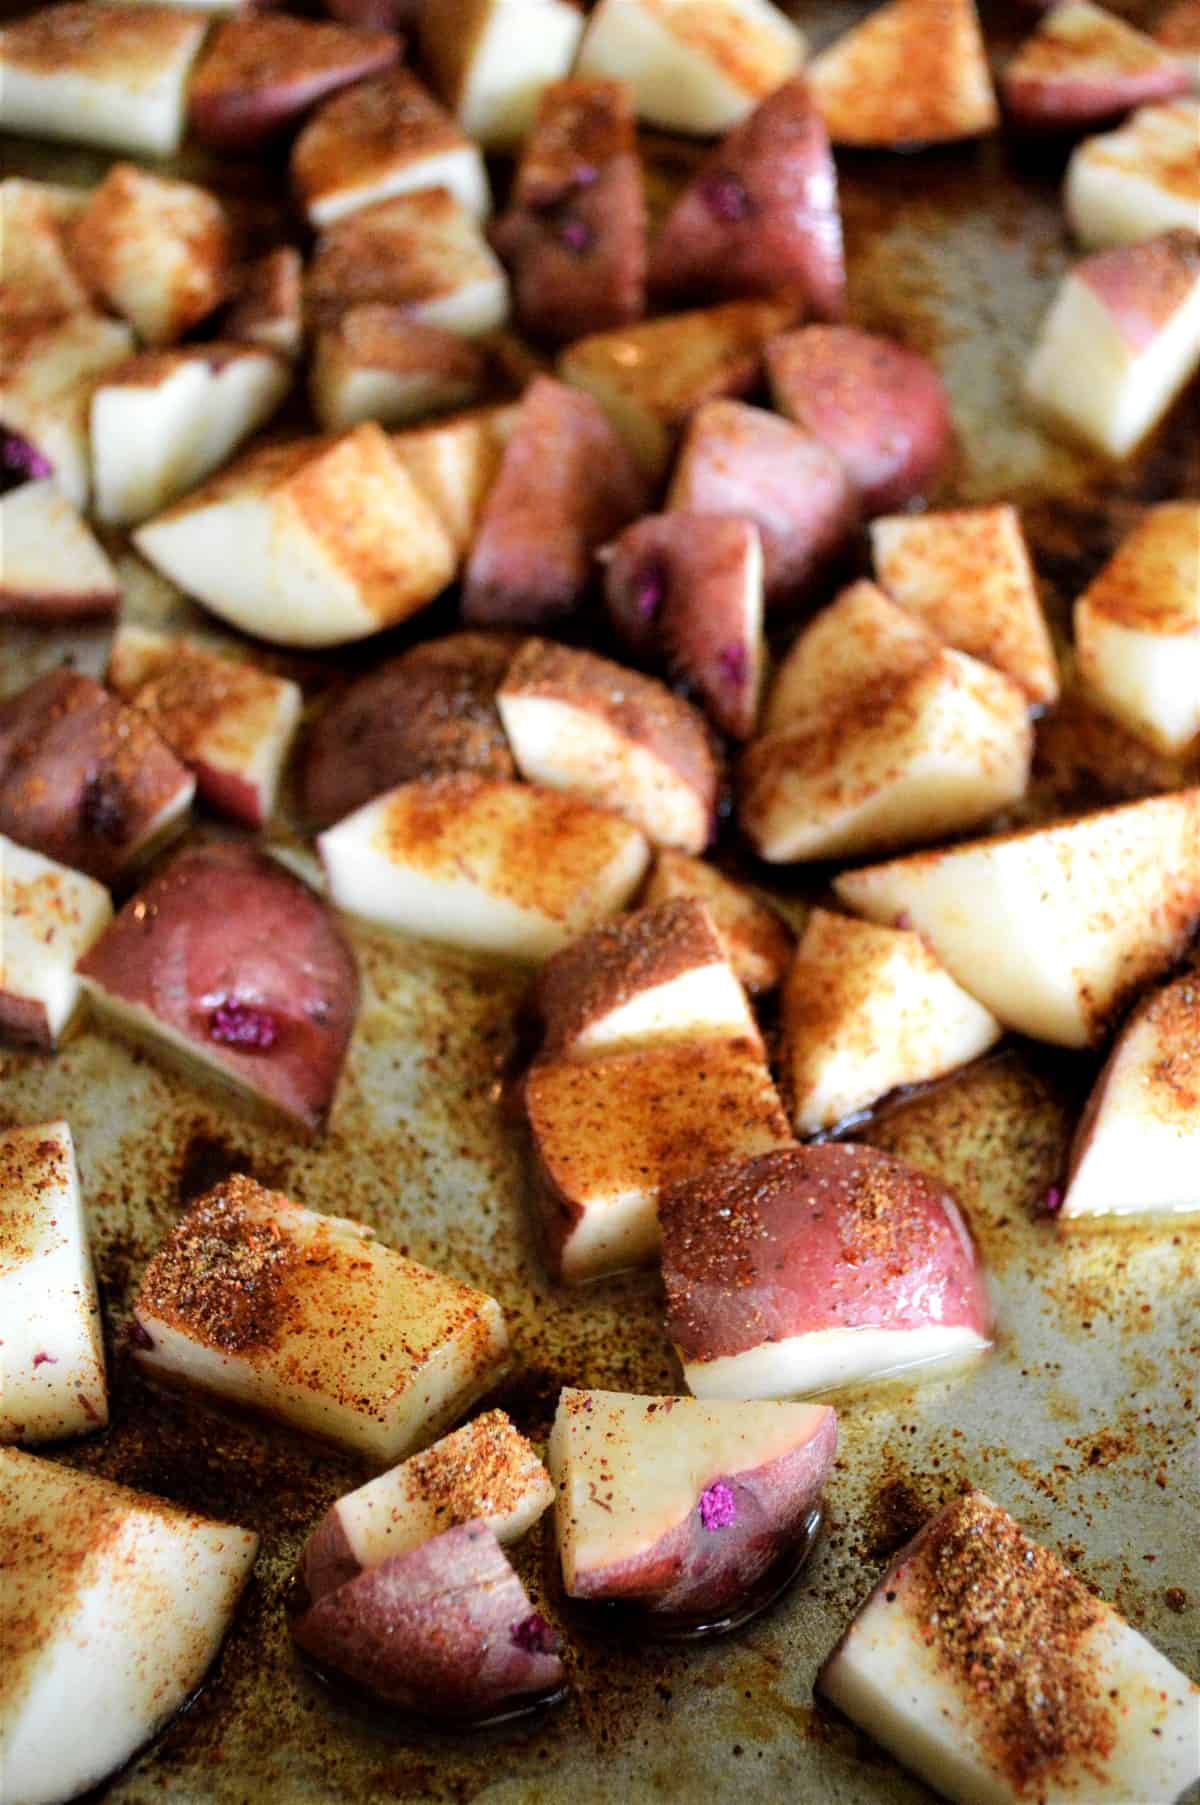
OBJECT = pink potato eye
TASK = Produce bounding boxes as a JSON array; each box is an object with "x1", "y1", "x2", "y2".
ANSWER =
[
  {"x1": 699, "y1": 1481, "x2": 738, "y2": 1531},
  {"x1": 509, "y1": 1612, "x2": 561, "y2": 1655},
  {"x1": 0, "y1": 430, "x2": 53, "y2": 480},
  {"x1": 208, "y1": 1000, "x2": 281, "y2": 1051},
  {"x1": 697, "y1": 170, "x2": 752, "y2": 224}
]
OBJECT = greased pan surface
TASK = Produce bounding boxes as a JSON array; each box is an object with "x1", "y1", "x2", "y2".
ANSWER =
[{"x1": 2, "y1": 3, "x2": 1199, "y2": 1799}]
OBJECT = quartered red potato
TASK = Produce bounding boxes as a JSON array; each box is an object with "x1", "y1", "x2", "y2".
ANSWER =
[{"x1": 1, "y1": 0, "x2": 1197, "y2": 1797}]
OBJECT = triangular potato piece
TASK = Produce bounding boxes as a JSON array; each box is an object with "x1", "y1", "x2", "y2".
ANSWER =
[
  {"x1": 0, "y1": 480, "x2": 120, "y2": 620},
  {"x1": 549, "y1": 1388, "x2": 836, "y2": 1618},
  {"x1": 1002, "y1": 0, "x2": 1190, "y2": 131},
  {"x1": 1062, "y1": 969, "x2": 1199, "y2": 1218},
  {"x1": 1065, "y1": 99, "x2": 1200, "y2": 249},
  {"x1": 389, "y1": 402, "x2": 516, "y2": 555},
  {"x1": 643, "y1": 851, "x2": 793, "y2": 994},
  {"x1": 782, "y1": 907, "x2": 1002, "y2": 1134},
  {"x1": 189, "y1": 14, "x2": 399, "y2": 151},
  {"x1": 835, "y1": 788, "x2": 1200, "y2": 1046},
  {"x1": 808, "y1": 0, "x2": 999, "y2": 147}
]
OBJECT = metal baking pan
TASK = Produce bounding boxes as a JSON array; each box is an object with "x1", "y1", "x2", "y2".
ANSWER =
[{"x1": 2, "y1": 1, "x2": 1198, "y2": 1796}]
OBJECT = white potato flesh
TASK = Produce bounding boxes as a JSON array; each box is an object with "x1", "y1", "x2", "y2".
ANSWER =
[
  {"x1": 307, "y1": 190, "x2": 510, "y2": 337},
  {"x1": 577, "y1": 0, "x2": 806, "y2": 136},
  {"x1": 682, "y1": 1324, "x2": 989, "y2": 1400},
  {"x1": 0, "y1": 314, "x2": 136, "y2": 510},
  {"x1": 1066, "y1": 100, "x2": 1200, "y2": 248},
  {"x1": 72, "y1": 167, "x2": 230, "y2": 347},
  {"x1": 643, "y1": 852, "x2": 792, "y2": 995},
  {"x1": 133, "y1": 1177, "x2": 509, "y2": 1463},
  {"x1": 389, "y1": 404, "x2": 516, "y2": 554},
  {"x1": 764, "y1": 580, "x2": 936, "y2": 733},
  {"x1": 549, "y1": 1388, "x2": 834, "y2": 1591},
  {"x1": 91, "y1": 347, "x2": 291, "y2": 526},
  {"x1": 819, "y1": 1491, "x2": 1200, "y2": 1805},
  {"x1": 835, "y1": 788, "x2": 1200, "y2": 1047},
  {"x1": 1063, "y1": 971, "x2": 1199, "y2": 1218},
  {"x1": 319, "y1": 776, "x2": 650, "y2": 960},
  {"x1": 0, "y1": 1121, "x2": 107, "y2": 1443},
  {"x1": 133, "y1": 427, "x2": 457, "y2": 648},
  {"x1": 1074, "y1": 501, "x2": 1200, "y2": 754},
  {"x1": 0, "y1": 5, "x2": 207, "y2": 156},
  {"x1": 0, "y1": 179, "x2": 92, "y2": 320},
  {"x1": 1025, "y1": 245, "x2": 1200, "y2": 457},
  {"x1": 871, "y1": 506, "x2": 1059, "y2": 706},
  {"x1": 307, "y1": 142, "x2": 489, "y2": 231},
  {"x1": 421, "y1": 0, "x2": 586, "y2": 150},
  {"x1": 0, "y1": 480, "x2": 120, "y2": 616},
  {"x1": 572, "y1": 961, "x2": 758, "y2": 1061},
  {"x1": 0, "y1": 1446, "x2": 258, "y2": 1805},
  {"x1": 783, "y1": 909, "x2": 1002, "y2": 1135},
  {"x1": 807, "y1": 0, "x2": 998, "y2": 147},
  {"x1": 0, "y1": 837, "x2": 113, "y2": 1049}
]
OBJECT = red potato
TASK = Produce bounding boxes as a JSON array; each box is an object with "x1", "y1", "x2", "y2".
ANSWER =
[
  {"x1": 223, "y1": 247, "x2": 304, "y2": 360},
  {"x1": 0, "y1": 480, "x2": 120, "y2": 622},
  {"x1": 463, "y1": 375, "x2": 648, "y2": 628},
  {"x1": 807, "y1": 0, "x2": 999, "y2": 148},
  {"x1": 492, "y1": 78, "x2": 647, "y2": 345},
  {"x1": 660, "y1": 1144, "x2": 990, "y2": 1399},
  {"x1": 603, "y1": 512, "x2": 765, "y2": 739},
  {"x1": 78, "y1": 842, "x2": 359, "y2": 1135},
  {"x1": 1002, "y1": 0, "x2": 1190, "y2": 131},
  {"x1": 189, "y1": 15, "x2": 399, "y2": 150},
  {"x1": 310, "y1": 306, "x2": 488, "y2": 432},
  {"x1": 300, "y1": 631, "x2": 520, "y2": 828},
  {"x1": 667, "y1": 400, "x2": 857, "y2": 605},
  {"x1": 0, "y1": 671, "x2": 194, "y2": 885},
  {"x1": 293, "y1": 1520, "x2": 564, "y2": 1720},
  {"x1": 650, "y1": 77, "x2": 846, "y2": 321},
  {"x1": 549, "y1": 1389, "x2": 837, "y2": 1622},
  {"x1": 642, "y1": 851, "x2": 793, "y2": 995},
  {"x1": 766, "y1": 326, "x2": 953, "y2": 516}
]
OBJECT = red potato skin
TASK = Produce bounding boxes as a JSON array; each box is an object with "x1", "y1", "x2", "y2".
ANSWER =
[
  {"x1": 301, "y1": 1510, "x2": 362, "y2": 1603},
  {"x1": 572, "y1": 1412, "x2": 838, "y2": 1617},
  {"x1": 492, "y1": 80, "x2": 647, "y2": 345},
  {"x1": 1077, "y1": 228, "x2": 1200, "y2": 352},
  {"x1": 77, "y1": 841, "x2": 359, "y2": 1134},
  {"x1": 650, "y1": 78, "x2": 846, "y2": 321},
  {"x1": 603, "y1": 512, "x2": 764, "y2": 739},
  {"x1": 189, "y1": 15, "x2": 401, "y2": 150},
  {"x1": 300, "y1": 631, "x2": 522, "y2": 828},
  {"x1": 322, "y1": 0, "x2": 415, "y2": 29},
  {"x1": 463, "y1": 376, "x2": 649, "y2": 628},
  {"x1": 293, "y1": 1521, "x2": 564, "y2": 1718},
  {"x1": 671, "y1": 402, "x2": 858, "y2": 605},
  {"x1": 1001, "y1": 30, "x2": 1191, "y2": 131},
  {"x1": 660, "y1": 1144, "x2": 989, "y2": 1362},
  {"x1": 0, "y1": 992, "x2": 56, "y2": 1052},
  {"x1": 0, "y1": 670, "x2": 192, "y2": 884},
  {"x1": 766, "y1": 326, "x2": 953, "y2": 515},
  {"x1": 0, "y1": 587, "x2": 120, "y2": 623}
]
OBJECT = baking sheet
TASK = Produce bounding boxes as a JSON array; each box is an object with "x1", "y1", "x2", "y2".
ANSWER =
[{"x1": 2, "y1": 2, "x2": 1200, "y2": 1798}]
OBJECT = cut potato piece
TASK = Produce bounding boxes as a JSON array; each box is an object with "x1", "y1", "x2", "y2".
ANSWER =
[
  {"x1": 302, "y1": 1410, "x2": 554, "y2": 1600},
  {"x1": 661, "y1": 1144, "x2": 990, "y2": 1398},
  {"x1": 134, "y1": 425, "x2": 457, "y2": 649},
  {"x1": 189, "y1": 14, "x2": 399, "y2": 151},
  {"x1": 871, "y1": 505, "x2": 1059, "y2": 705},
  {"x1": 0, "y1": 178, "x2": 92, "y2": 322},
  {"x1": 71, "y1": 165, "x2": 232, "y2": 348},
  {"x1": 559, "y1": 299, "x2": 795, "y2": 480},
  {"x1": 1062, "y1": 969, "x2": 1199, "y2": 1218},
  {"x1": 0, "y1": 1121, "x2": 107, "y2": 1444},
  {"x1": 835, "y1": 787, "x2": 1200, "y2": 1047},
  {"x1": 526, "y1": 1034, "x2": 793, "y2": 1282},
  {"x1": 420, "y1": 0, "x2": 585, "y2": 150},
  {"x1": 1025, "y1": 228, "x2": 1200, "y2": 457},
  {"x1": 549, "y1": 1388, "x2": 836, "y2": 1617},
  {"x1": 536, "y1": 897, "x2": 759, "y2": 1061},
  {"x1": 499, "y1": 639, "x2": 719, "y2": 854},
  {"x1": 223, "y1": 246, "x2": 304, "y2": 360},
  {"x1": 643, "y1": 851, "x2": 793, "y2": 994},
  {"x1": 741, "y1": 585, "x2": 1031, "y2": 862},
  {"x1": 1074, "y1": 500, "x2": 1200, "y2": 753},
  {"x1": 0, "y1": 1447, "x2": 257, "y2": 1805},
  {"x1": 305, "y1": 188, "x2": 509, "y2": 336},
  {"x1": 818, "y1": 1490, "x2": 1200, "y2": 1805},
  {"x1": 576, "y1": 0, "x2": 805, "y2": 136},
  {"x1": 318, "y1": 774, "x2": 650, "y2": 961},
  {"x1": 781, "y1": 908, "x2": 1002, "y2": 1135},
  {"x1": 808, "y1": 0, "x2": 999, "y2": 147},
  {"x1": 463, "y1": 376, "x2": 647, "y2": 626},
  {"x1": 1002, "y1": 0, "x2": 1190, "y2": 131},
  {"x1": 1155, "y1": 0, "x2": 1200, "y2": 82},
  {"x1": 91, "y1": 344, "x2": 291, "y2": 527},
  {"x1": 0, "y1": 312, "x2": 135, "y2": 510},
  {"x1": 0, "y1": 838, "x2": 112, "y2": 1051},
  {"x1": 133, "y1": 1175, "x2": 509, "y2": 1461},
  {"x1": 1065, "y1": 100, "x2": 1200, "y2": 248},
  {"x1": 108, "y1": 625, "x2": 302, "y2": 827},
  {"x1": 292, "y1": 68, "x2": 490, "y2": 229},
  {"x1": 311, "y1": 307, "x2": 486, "y2": 432},
  {"x1": 0, "y1": 479, "x2": 120, "y2": 621},
  {"x1": 390, "y1": 403, "x2": 516, "y2": 555},
  {"x1": 0, "y1": 3, "x2": 207, "y2": 157}
]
